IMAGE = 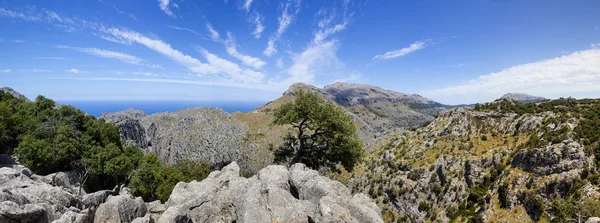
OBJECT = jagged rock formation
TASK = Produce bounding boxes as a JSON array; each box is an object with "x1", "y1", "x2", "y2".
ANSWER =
[
  {"x1": 159, "y1": 162, "x2": 383, "y2": 223},
  {"x1": 1, "y1": 87, "x2": 29, "y2": 101},
  {"x1": 0, "y1": 157, "x2": 382, "y2": 223},
  {"x1": 102, "y1": 107, "x2": 256, "y2": 170},
  {"x1": 340, "y1": 99, "x2": 600, "y2": 222},
  {"x1": 500, "y1": 92, "x2": 547, "y2": 103}
]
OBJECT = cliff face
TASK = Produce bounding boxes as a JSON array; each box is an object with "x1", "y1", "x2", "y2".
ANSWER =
[{"x1": 102, "y1": 107, "x2": 257, "y2": 170}]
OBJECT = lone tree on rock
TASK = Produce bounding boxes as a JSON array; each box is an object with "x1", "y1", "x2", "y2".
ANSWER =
[{"x1": 272, "y1": 90, "x2": 363, "y2": 171}]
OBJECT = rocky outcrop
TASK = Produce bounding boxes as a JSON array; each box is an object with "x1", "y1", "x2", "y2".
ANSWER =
[
  {"x1": 102, "y1": 107, "x2": 252, "y2": 167},
  {"x1": 500, "y1": 92, "x2": 547, "y2": 103},
  {"x1": 160, "y1": 162, "x2": 383, "y2": 223},
  {"x1": 93, "y1": 190, "x2": 147, "y2": 223},
  {"x1": 1, "y1": 87, "x2": 29, "y2": 101}
]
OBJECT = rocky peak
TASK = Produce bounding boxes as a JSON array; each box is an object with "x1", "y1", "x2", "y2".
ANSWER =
[
  {"x1": 324, "y1": 82, "x2": 437, "y2": 106},
  {"x1": 1, "y1": 87, "x2": 29, "y2": 101},
  {"x1": 500, "y1": 92, "x2": 546, "y2": 103},
  {"x1": 100, "y1": 108, "x2": 147, "y2": 122},
  {"x1": 282, "y1": 82, "x2": 323, "y2": 96}
]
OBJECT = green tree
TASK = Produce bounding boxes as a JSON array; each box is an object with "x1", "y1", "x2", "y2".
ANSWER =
[{"x1": 272, "y1": 90, "x2": 363, "y2": 171}]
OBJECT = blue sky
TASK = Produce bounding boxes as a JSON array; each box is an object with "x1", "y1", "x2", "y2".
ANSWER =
[{"x1": 1, "y1": 0, "x2": 599, "y2": 104}]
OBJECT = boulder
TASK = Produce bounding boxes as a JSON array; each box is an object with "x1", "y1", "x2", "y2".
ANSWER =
[
  {"x1": 93, "y1": 192, "x2": 147, "y2": 223},
  {"x1": 163, "y1": 162, "x2": 383, "y2": 223},
  {"x1": 0, "y1": 201, "x2": 47, "y2": 223}
]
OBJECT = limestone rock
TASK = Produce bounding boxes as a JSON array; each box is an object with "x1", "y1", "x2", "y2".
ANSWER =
[
  {"x1": 93, "y1": 192, "x2": 147, "y2": 223},
  {"x1": 164, "y1": 162, "x2": 383, "y2": 223}
]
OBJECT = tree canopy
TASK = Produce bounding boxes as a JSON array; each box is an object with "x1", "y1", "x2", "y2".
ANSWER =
[{"x1": 272, "y1": 90, "x2": 363, "y2": 171}]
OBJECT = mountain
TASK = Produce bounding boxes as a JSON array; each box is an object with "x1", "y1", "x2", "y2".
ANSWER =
[
  {"x1": 337, "y1": 97, "x2": 600, "y2": 222},
  {"x1": 500, "y1": 92, "x2": 547, "y2": 103},
  {"x1": 258, "y1": 82, "x2": 450, "y2": 146},
  {"x1": 0, "y1": 87, "x2": 29, "y2": 101},
  {"x1": 101, "y1": 107, "x2": 272, "y2": 172}
]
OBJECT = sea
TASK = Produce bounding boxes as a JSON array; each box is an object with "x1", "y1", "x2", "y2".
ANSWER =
[{"x1": 58, "y1": 100, "x2": 268, "y2": 117}]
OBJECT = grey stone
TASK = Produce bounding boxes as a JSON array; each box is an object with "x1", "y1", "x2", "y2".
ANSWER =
[{"x1": 93, "y1": 194, "x2": 147, "y2": 223}]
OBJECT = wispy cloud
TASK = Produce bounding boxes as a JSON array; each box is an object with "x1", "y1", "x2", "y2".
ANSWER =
[
  {"x1": 284, "y1": 40, "x2": 341, "y2": 85},
  {"x1": 373, "y1": 40, "x2": 430, "y2": 60},
  {"x1": 167, "y1": 25, "x2": 201, "y2": 37},
  {"x1": 59, "y1": 77, "x2": 278, "y2": 91},
  {"x1": 57, "y1": 45, "x2": 144, "y2": 65},
  {"x1": 199, "y1": 49, "x2": 265, "y2": 84},
  {"x1": 36, "y1": 57, "x2": 65, "y2": 60},
  {"x1": 264, "y1": 0, "x2": 302, "y2": 56},
  {"x1": 103, "y1": 27, "x2": 218, "y2": 75},
  {"x1": 0, "y1": 69, "x2": 12, "y2": 73},
  {"x1": 249, "y1": 12, "x2": 264, "y2": 39},
  {"x1": 65, "y1": 68, "x2": 81, "y2": 74},
  {"x1": 242, "y1": 0, "x2": 254, "y2": 12},
  {"x1": 158, "y1": 0, "x2": 175, "y2": 17},
  {"x1": 225, "y1": 33, "x2": 266, "y2": 69},
  {"x1": 20, "y1": 69, "x2": 51, "y2": 73},
  {"x1": 0, "y1": 8, "x2": 41, "y2": 21},
  {"x1": 423, "y1": 48, "x2": 600, "y2": 104},
  {"x1": 206, "y1": 23, "x2": 221, "y2": 42},
  {"x1": 0, "y1": 39, "x2": 26, "y2": 43}
]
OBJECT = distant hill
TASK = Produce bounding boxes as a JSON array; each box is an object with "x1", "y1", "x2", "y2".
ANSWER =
[
  {"x1": 500, "y1": 92, "x2": 546, "y2": 103},
  {"x1": 0, "y1": 87, "x2": 29, "y2": 101},
  {"x1": 254, "y1": 82, "x2": 452, "y2": 147}
]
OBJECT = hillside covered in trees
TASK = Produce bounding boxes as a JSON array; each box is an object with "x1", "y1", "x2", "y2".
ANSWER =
[{"x1": 0, "y1": 90, "x2": 211, "y2": 201}]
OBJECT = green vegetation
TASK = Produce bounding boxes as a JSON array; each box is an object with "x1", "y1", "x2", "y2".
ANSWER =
[
  {"x1": 272, "y1": 90, "x2": 363, "y2": 171},
  {"x1": 129, "y1": 154, "x2": 211, "y2": 202},
  {"x1": 0, "y1": 91, "x2": 211, "y2": 201}
]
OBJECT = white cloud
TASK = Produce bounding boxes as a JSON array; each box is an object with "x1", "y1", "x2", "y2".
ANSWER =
[
  {"x1": 198, "y1": 48, "x2": 265, "y2": 84},
  {"x1": 133, "y1": 71, "x2": 163, "y2": 77},
  {"x1": 103, "y1": 27, "x2": 264, "y2": 85},
  {"x1": 224, "y1": 33, "x2": 266, "y2": 69},
  {"x1": 422, "y1": 48, "x2": 600, "y2": 104},
  {"x1": 263, "y1": 0, "x2": 302, "y2": 56},
  {"x1": 104, "y1": 28, "x2": 219, "y2": 75},
  {"x1": 206, "y1": 23, "x2": 221, "y2": 42},
  {"x1": 284, "y1": 40, "x2": 341, "y2": 86},
  {"x1": 20, "y1": 69, "x2": 51, "y2": 73},
  {"x1": 58, "y1": 45, "x2": 144, "y2": 65},
  {"x1": 0, "y1": 8, "x2": 41, "y2": 21},
  {"x1": 159, "y1": 0, "x2": 175, "y2": 17},
  {"x1": 167, "y1": 25, "x2": 201, "y2": 36},
  {"x1": 243, "y1": 0, "x2": 254, "y2": 12},
  {"x1": 114, "y1": 6, "x2": 125, "y2": 14},
  {"x1": 65, "y1": 68, "x2": 81, "y2": 74},
  {"x1": 373, "y1": 40, "x2": 430, "y2": 60},
  {"x1": 0, "y1": 39, "x2": 26, "y2": 43},
  {"x1": 249, "y1": 12, "x2": 264, "y2": 39},
  {"x1": 276, "y1": 58, "x2": 285, "y2": 69},
  {"x1": 61, "y1": 77, "x2": 278, "y2": 91},
  {"x1": 592, "y1": 43, "x2": 600, "y2": 48},
  {"x1": 0, "y1": 69, "x2": 11, "y2": 73}
]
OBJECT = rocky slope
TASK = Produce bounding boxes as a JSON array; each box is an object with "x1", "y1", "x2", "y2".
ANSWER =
[
  {"x1": 247, "y1": 82, "x2": 450, "y2": 148},
  {"x1": 103, "y1": 82, "x2": 447, "y2": 171},
  {"x1": 334, "y1": 98, "x2": 600, "y2": 222},
  {"x1": 1, "y1": 87, "x2": 29, "y2": 101},
  {"x1": 500, "y1": 93, "x2": 547, "y2": 103},
  {"x1": 0, "y1": 156, "x2": 383, "y2": 223},
  {"x1": 101, "y1": 107, "x2": 269, "y2": 172}
]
